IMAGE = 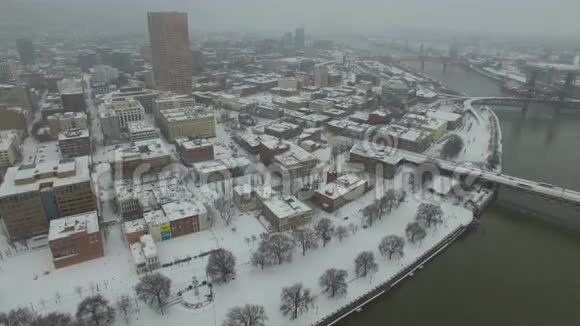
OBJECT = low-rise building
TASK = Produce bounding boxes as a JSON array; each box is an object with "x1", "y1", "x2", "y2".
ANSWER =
[
  {"x1": 130, "y1": 234, "x2": 160, "y2": 275},
  {"x1": 127, "y1": 121, "x2": 159, "y2": 143},
  {"x1": 265, "y1": 121, "x2": 302, "y2": 139},
  {"x1": 123, "y1": 218, "x2": 148, "y2": 244},
  {"x1": 175, "y1": 138, "x2": 214, "y2": 164},
  {"x1": 372, "y1": 124, "x2": 431, "y2": 153},
  {"x1": 315, "y1": 174, "x2": 368, "y2": 211},
  {"x1": 256, "y1": 188, "x2": 313, "y2": 232},
  {"x1": 162, "y1": 200, "x2": 207, "y2": 238},
  {"x1": 58, "y1": 128, "x2": 91, "y2": 158},
  {"x1": 47, "y1": 112, "x2": 88, "y2": 139},
  {"x1": 158, "y1": 106, "x2": 216, "y2": 141},
  {"x1": 48, "y1": 211, "x2": 103, "y2": 269},
  {"x1": 327, "y1": 119, "x2": 371, "y2": 139},
  {"x1": 273, "y1": 143, "x2": 318, "y2": 178},
  {"x1": 113, "y1": 139, "x2": 172, "y2": 178},
  {"x1": 349, "y1": 142, "x2": 404, "y2": 179},
  {"x1": 192, "y1": 156, "x2": 252, "y2": 183},
  {"x1": 103, "y1": 96, "x2": 146, "y2": 129}
]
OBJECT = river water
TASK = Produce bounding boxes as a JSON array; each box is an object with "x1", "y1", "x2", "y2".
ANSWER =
[{"x1": 341, "y1": 62, "x2": 580, "y2": 325}]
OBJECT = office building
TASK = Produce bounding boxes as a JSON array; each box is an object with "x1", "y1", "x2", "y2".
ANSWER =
[
  {"x1": 0, "y1": 60, "x2": 18, "y2": 82},
  {"x1": 104, "y1": 96, "x2": 145, "y2": 128},
  {"x1": 127, "y1": 121, "x2": 159, "y2": 142},
  {"x1": 47, "y1": 112, "x2": 88, "y2": 139},
  {"x1": 0, "y1": 156, "x2": 96, "y2": 241},
  {"x1": 147, "y1": 12, "x2": 193, "y2": 94},
  {"x1": 158, "y1": 106, "x2": 215, "y2": 141},
  {"x1": 58, "y1": 79, "x2": 86, "y2": 112},
  {"x1": 58, "y1": 128, "x2": 91, "y2": 158}
]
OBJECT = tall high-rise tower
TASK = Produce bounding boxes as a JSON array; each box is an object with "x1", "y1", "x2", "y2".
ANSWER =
[
  {"x1": 147, "y1": 12, "x2": 193, "y2": 94},
  {"x1": 295, "y1": 27, "x2": 305, "y2": 49}
]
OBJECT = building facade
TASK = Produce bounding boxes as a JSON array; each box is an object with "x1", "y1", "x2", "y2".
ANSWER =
[
  {"x1": 48, "y1": 211, "x2": 103, "y2": 269},
  {"x1": 0, "y1": 156, "x2": 96, "y2": 241}
]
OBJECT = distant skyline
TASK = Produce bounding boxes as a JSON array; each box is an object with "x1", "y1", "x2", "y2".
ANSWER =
[{"x1": 1, "y1": 0, "x2": 580, "y2": 43}]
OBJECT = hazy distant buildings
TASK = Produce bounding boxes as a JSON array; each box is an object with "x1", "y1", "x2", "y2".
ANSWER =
[
  {"x1": 147, "y1": 12, "x2": 193, "y2": 94},
  {"x1": 314, "y1": 65, "x2": 329, "y2": 88},
  {"x1": 0, "y1": 60, "x2": 18, "y2": 82},
  {"x1": 16, "y1": 38, "x2": 35, "y2": 65},
  {"x1": 295, "y1": 27, "x2": 305, "y2": 49}
]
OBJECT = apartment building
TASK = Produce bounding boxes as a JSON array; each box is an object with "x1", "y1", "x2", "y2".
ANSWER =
[
  {"x1": 48, "y1": 211, "x2": 103, "y2": 269},
  {"x1": 0, "y1": 156, "x2": 96, "y2": 241}
]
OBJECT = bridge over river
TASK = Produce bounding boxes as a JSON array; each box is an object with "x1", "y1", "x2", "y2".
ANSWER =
[{"x1": 352, "y1": 142, "x2": 580, "y2": 208}]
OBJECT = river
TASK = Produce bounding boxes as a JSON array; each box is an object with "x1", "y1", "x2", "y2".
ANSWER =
[{"x1": 341, "y1": 61, "x2": 580, "y2": 325}]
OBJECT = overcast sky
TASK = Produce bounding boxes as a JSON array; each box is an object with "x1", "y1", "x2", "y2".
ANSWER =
[{"x1": 1, "y1": 0, "x2": 579, "y2": 41}]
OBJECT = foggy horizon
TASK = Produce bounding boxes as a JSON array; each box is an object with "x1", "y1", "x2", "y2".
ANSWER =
[{"x1": 2, "y1": 0, "x2": 580, "y2": 43}]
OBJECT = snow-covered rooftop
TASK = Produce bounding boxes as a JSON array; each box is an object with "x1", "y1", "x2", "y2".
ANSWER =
[{"x1": 48, "y1": 211, "x2": 99, "y2": 241}]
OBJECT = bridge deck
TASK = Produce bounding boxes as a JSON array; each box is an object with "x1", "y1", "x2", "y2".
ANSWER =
[{"x1": 356, "y1": 142, "x2": 580, "y2": 205}]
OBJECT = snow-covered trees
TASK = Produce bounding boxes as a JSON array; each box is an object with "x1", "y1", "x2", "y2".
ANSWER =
[
  {"x1": 378, "y1": 235, "x2": 405, "y2": 259},
  {"x1": 415, "y1": 203, "x2": 443, "y2": 228},
  {"x1": 442, "y1": 134, "x2": 464, "y2": 159},
  {"x1": 291, "y1": 227, "x2": 318, "y2": 256},
  {"x1": 314, "y1": 218, "x2": 335, "y2": 247},
  {"x1": 32, "y1": 312, "x2": 75, "y2": 326},
  {"x1": 76, "y1": 294, "x2": 115, "y2": 326},
  {"x1": 319, "y1": 268, "x2": 348, "y2": 298},
  {"x1": 223, "y1": 304, "x2": 267, "y2": 326},
  {"x1": 0, "y1": 307, "x2": 37, "y2": 326},
  {"x1": 354, "y1": 251, "x2": 378, "y2": 277},
  {"x1": 279, "y1": 283, "x2": 315, "y2": 320},
  {"x1": 264, "y1": 233, "x2": 295, "y2": 264},
  {"x1": 206, "y1": 249, "x2": 237, "y2": 284},
  {"x1": 406, "y1": 222, "x2": 427, "y2": 244},
  {"x1": 115, "y1": 295, "x2": 133, "y2": 324},
  {"x1": 361, "y1": 202, "x2": 380, "y2": 227},
  {"x1": 214, "y1": 197, "x2": 234, "y2": 225},
  {"x1": 336, "y1": 225, "x2": 349, "y2": 242},
  {"x1": 135, "y1": 273, "x2": 172, "y2": 313},
  {"x1": 250, "y1": 250, "x2": 269, "y2": 270},
  {"x1": 362, "y1": 191, "x2": 403, "y2": 227}
]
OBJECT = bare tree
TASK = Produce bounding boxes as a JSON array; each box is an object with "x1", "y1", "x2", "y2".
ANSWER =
[
  {"x1": 335, "y1": 225, "x2": 349, "y2": 242},
  {"x1": 354, "y1": 251, "x2": 378, "y2": 277},
  {"x1": 204, "y1": 203, "x2": 216, "y2": 227},
  {"x1": 348, "y1": 223, "x2": 359, "y2": 236},
  {"x1": 279, "y1": 283, "x2": 315, "y2": 320},
  {"x1": 75, "y1": 286, "x2": 83, "y2": 298},
  {"x1": 319, "y1": 268, "x2": 348, "y2": 298},
  {"x1": 291, "y1": 228, "x2": 318, "y2": 256},
  {"x1": 378, "y1": 235, "x2": 405, "y2": 259},
  {"x1": 250, "y1": 250, "x2": 269, "y2": 270},
  {"x1": 223, "y1": 304, "x2": 267, "y2": 326},
  {"x1": 361, "y1": 202, "x2": 380, "y2": 227},
  {"x1": 314, "y1": 218, "x2": 334, "y2": 247},
  {"x1": 442, "y1": 134, "x2": 464, "y2": 159},
  {"x1": 214, "y1": 196, "x2": 234, "y2": 225},
  {"x1": 415, "y1": 203, "x2": 443, "y2": 228},
  {"x1": 135, "y1": 273, "x2": 171, "y2": 314},
  {"x1": 32, "y1": 312, "x2": 74, "y2": 326},
  {"x1": 260, "y1": 233, "x2": 295, "y2": 265},
  {"x1": 115, "y1": 295, "x2": 133, "y2": 324},
  {"x1": 206, "y1": 249, "x2": 237, "y2": 283},
  {"x1": 406, "y1": 222, "x2": 427, "y2": 244},
  {"x1": 76, "y1": 294, "x2": 115, "y2": 326},
  {"x1": 2, "y1": 307, "x2": 37, "y2": 326}
]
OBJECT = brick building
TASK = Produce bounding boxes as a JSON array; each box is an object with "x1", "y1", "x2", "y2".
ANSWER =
[
  {"x1": 58, "y1": 128, "x2": 91, "y2": 158},
  {"x1": 48, "y1": 211, "x2": 103, "y2": 269}
]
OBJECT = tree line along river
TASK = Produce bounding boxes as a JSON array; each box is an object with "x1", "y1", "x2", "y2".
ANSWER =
[{"x1": 340, "y1": 61, "x2": 580, "y2": 325}]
